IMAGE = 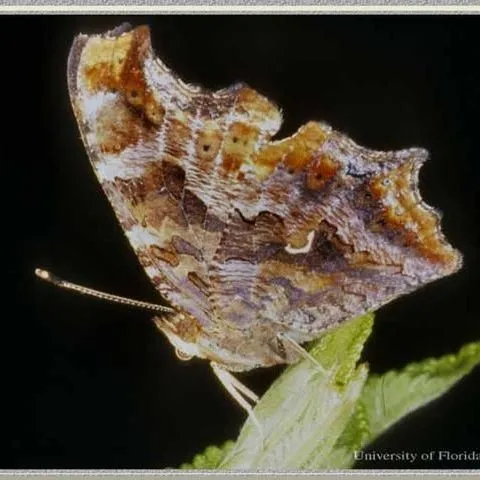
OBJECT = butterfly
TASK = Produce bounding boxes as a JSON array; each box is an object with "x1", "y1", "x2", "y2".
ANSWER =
[{"x1": 42, "y1": 23, "x2": 462, "y2": 415}]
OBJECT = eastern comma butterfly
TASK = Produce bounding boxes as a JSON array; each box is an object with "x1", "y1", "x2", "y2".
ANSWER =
[{"x1": 38, "y1": 24, "x2": 462, "y2": 416}]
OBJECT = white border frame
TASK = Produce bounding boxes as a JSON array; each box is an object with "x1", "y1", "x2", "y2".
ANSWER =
[{"x1": 3, "y1": 3, "x2": 479, "y2": 477}]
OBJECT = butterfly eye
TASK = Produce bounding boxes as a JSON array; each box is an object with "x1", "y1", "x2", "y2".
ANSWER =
[{"x1": 175, "y1": 348, "x2": 193, "y2": 361}]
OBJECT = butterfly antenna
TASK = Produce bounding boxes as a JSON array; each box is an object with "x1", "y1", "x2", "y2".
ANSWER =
[{"x1": 35, "y1": 268, "x2": 174, "y2": 314}]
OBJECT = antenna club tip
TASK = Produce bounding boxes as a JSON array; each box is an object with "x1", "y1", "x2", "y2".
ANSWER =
[{"x1": 35, "y1": 268, "x2": 51, "y2": 280}]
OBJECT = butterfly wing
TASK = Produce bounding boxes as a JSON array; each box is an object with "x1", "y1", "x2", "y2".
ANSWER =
[{"x1": 68, "y1": 25, "x2": 462, "y2": 370}]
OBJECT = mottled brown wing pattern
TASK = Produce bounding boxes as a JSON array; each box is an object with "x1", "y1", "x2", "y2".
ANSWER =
[{"x1": 67, "y1": 25, "x2": 462, "y2": 371}]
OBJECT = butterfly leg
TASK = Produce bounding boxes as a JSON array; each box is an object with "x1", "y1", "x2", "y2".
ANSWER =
[
  {"x1": 210, "y1": 362, "x2": 263, "y2": 438},
  {"x1": 277, "y1": 332, "x2": 327, "y2": 375}
]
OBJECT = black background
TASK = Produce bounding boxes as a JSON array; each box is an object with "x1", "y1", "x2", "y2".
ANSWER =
[{"x1": 4, "y1": 15, "x2": 480, "y2": 469}]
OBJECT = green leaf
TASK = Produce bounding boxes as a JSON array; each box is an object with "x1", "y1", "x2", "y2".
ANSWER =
[
  {"x1": 324, "y1": 401, "x2": 370, "y2": 469},
  {"x1": 361, "y1": 341, "x2": 480, "y2": 444},
  {"x1": 327, "y1": 341, "x2": 480, "y2": 468},
  {"x1": 179, "y1": 313, "x2": 480, "y2": 471},
  {"x1": 180, "y1": 440, "x2": 235, "y2": 469},
  {"x1": 218, "y1": 313, "x2": 374, "y2": 470}
]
